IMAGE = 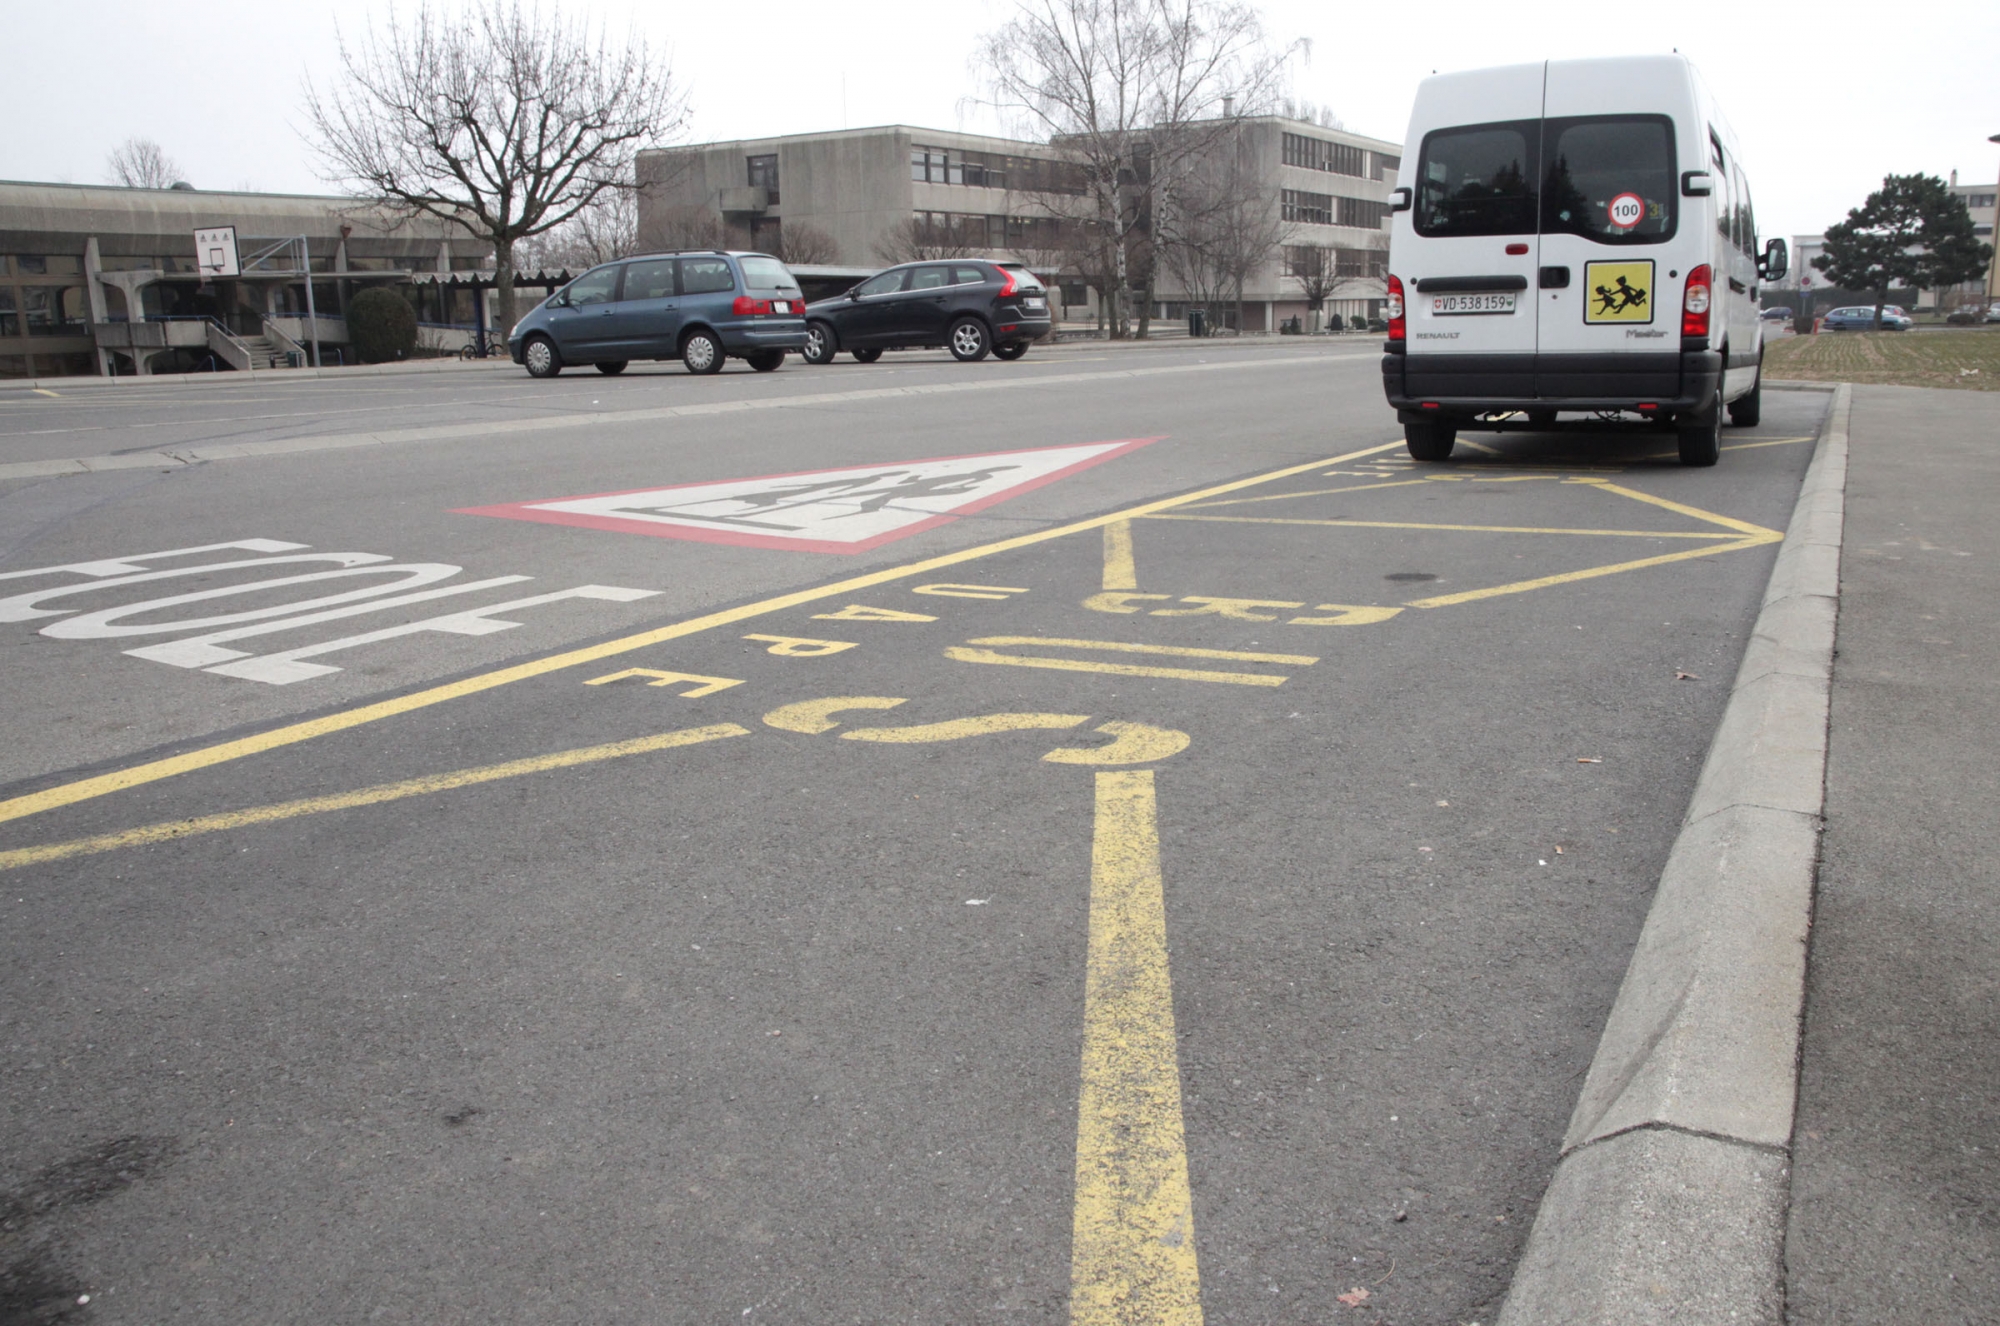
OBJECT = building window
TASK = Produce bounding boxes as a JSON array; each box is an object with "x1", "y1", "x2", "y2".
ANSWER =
[
  {"x1": 1285, "y1": 245, "x2": 1325, "y2": 277},
  {"x1": 1371, "y1": 152, "x2": 1401, "y2": 181},
  {"x1": 1283, "y1": 133, "x2": 1367, "y2": 177},
  {"x1": 1281, "y1": 189, "x2": 1333, "y2": 224},
  {"x1": 747, "y1": 153, "x2": 779, "y2": 204},
  {"x1": 14, "y1": 255, "x2": 82, "y2": 276},
  {"x1": 1334, "y1": 247, "x2": 1385, "y2": 278},
  {"x1": 0, "y1": 289, "x2": 14, "y2": 336},
  {"x1": 24, "y1": 287, "x2": 89, "y2": 336},
  {"x1": 1968, "y1": 193, "x2": 1997, "y2": 209},
  {"x1": 911, "y1": 148, "x2": 948, "y2": 183},
  {"x1": 1060, "y1": 280, "x2": 1088, "y2": 307},
  {"x1": 961, "y1": 153, "x2": 1007, "y2": 189},
  {"x1": 1338, "y1": 196, "x2": 1388, "y2": 230}
]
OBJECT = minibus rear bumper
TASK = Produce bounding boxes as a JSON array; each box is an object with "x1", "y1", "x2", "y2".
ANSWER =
[{"x1": 1381, "y1": 348, "x2": 1723, "y2": 421}]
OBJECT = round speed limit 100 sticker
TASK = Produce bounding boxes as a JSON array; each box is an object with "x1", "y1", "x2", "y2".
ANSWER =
[{"x1": 1608, "y1": 193, "x2": 1645, "y2": 230}]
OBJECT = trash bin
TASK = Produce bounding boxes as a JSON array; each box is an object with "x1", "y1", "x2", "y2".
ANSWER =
[{"x1": 1188, "y1": 309, "x2": 1206, "y2": 338}]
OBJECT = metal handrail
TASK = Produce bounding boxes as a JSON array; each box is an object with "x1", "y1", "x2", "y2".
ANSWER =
[{"x1": 260, "y1": 316, "x2": 307, "y2": 363}]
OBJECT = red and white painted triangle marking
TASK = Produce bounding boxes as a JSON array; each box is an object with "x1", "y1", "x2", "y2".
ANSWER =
[{"x1": 454, "y1": 438, "x2": 1159, "y2": 553}]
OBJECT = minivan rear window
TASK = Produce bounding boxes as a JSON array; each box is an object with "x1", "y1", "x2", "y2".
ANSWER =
[
  {"x1": 738, "y1": 256, "x2": 798, "y2": 291},
  {"x1": 1415, "y1": 120, "x2": 1538, "y2": 237},
  {"x1": 1540, "y1": 115, "x2": 1676, "y2": 244}
]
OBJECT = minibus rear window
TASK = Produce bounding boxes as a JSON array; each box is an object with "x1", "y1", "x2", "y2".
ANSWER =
[
  {"x1": 1540, "y1": 115, "x2": 1677, "y2": 244},
  {"x1": 1414, "y1": 120, "x2": 1539, "y2": 237}
]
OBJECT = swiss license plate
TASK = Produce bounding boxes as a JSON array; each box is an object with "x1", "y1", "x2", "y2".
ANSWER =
[
  {"x1": 1023, "y1": 296, "x2": 1045, "y2": 309},
  {"x1": 772, "y1": 300, "x2": 793, "y2": 314},
  {"x1": 1432, "y1": 292, "x2": 1516, "y2": 315}
]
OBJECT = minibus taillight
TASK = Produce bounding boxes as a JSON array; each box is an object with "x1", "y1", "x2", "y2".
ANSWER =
[
  {"x1": 1682, "y1": 266, "x2": 1712, "y2": 339},
  {"x1": 1387, "y1": 275, "x2": 1406, "y2": 342}
]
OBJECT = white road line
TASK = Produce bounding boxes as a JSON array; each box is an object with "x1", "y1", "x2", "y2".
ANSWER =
[{"x1": 0, "y1": 353, "x2": 1376, "y2": 481}]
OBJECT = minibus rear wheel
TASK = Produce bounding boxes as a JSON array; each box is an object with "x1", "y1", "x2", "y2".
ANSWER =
[
  {"x1": 1404, "y1": 418, "x2": 1457, "y2": 462},
  {"x1": 1678, "y1": 384, "x2": 1723, "y2": 466}
]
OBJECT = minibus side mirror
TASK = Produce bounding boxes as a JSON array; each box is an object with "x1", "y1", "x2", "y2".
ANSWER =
[
  {"x1": 1759, "y1": 237, "x2": 1789, "y2": 282},
  {"x1": 1387, "y1": 187, "x2": 1412, "y2": 213},
  {"x1": 1681, "y1": 170, "x2": 1713, "y2": 197}
]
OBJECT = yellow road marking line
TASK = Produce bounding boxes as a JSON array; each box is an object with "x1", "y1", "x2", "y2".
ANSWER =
[
  {"x1": 1072, "y1": 768, "x2": 1202, "y2": 1324},
  {"x1": 966, "y1": 636, "x2": 1318, "y2": 664},
  {"x1": 1179, "y1": 477, "x2": 1430, "y2": 509},
  {"x1": 0, "y1": 724, "x2": 749, "y2": 872},
  {"x1": 33, "y1": 389, "x2": 59, "y2": 398},
  {"x1": 841, "y1": 713, "x2": 1089, "y2": 743},
  {"x1": 1590, "y1": 481, "x2": 1784, "y2": 538},
  {"x1": 1403, "y1": 535, "x2": 1777, "y2": 608},
  {"x1": 946, "y1": 646, "x2": 1297, "y2": 688},
  {"x1": 0, "y1": 442, "x2": 1402, "y2": 829},
  {"x1": 1102, "y1": 520, "x2": 1138, "y2": 590},
  {"x1": 1145, "y1": 514, "x2": 1739, "y2": 540},
  {"x1": 1645, "y1": 434, "x2": 1815, "y2": 459}
]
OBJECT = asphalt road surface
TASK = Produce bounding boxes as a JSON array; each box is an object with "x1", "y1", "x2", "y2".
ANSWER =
[{"x1": 0, "y1": 346, "x2": 1822, "y2": 1325}]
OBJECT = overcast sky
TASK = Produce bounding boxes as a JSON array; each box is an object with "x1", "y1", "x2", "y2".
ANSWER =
[{"x1": 6, "y1": 0, "x2": 1996, "y2": 243}]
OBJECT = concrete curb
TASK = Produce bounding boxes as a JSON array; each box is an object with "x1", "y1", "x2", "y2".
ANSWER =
[{"x1": 1497, "y1": 382, "x2": 1850, "y2": 1325}]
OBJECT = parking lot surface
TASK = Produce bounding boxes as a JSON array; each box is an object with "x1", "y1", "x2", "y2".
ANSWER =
[{"x1": 0, "y1": 348, "x2": 1821, "y2": 1323}]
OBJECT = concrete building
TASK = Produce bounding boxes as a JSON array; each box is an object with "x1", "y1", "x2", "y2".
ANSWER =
[
  {"x1": 1948, "y1": 173, "x2": 1998, "y2": 301},
  {"x1": 636, "y1": 115, "x2": 1401, "y2": 332},
  {"x1": 0, "y1": 181, "x2": 506, "y2": 378}
]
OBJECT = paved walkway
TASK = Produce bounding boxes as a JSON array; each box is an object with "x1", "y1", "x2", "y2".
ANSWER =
[{"x1": 1786, "y1": 383, "x2": 2000, "y2": 1323}]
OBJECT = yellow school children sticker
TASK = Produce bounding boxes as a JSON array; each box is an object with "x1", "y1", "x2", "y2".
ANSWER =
[{"x1": 1585, "y1": 260, "x2": 1655, "y2": 324}]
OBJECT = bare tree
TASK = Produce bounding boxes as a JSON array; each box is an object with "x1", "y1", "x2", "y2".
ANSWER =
[
  {"x1": 776, "y1": 222, "x2": 842, "y2": 265},
  {"x1": 1288, "y1": 245, "x2": 1335, "y2": 323},
  {"x1": 872, "y1": 217, "x2": 979, "y2": 264},
  {"x1": 1156, "y1": 123, "x2": 1288, "y2": 331},
  {"x1": 302, "y1": 0, "x2": 689, "y2": 333},
  {"x1": 977, "y1": 0, "x2": 1297, "y2": 338},
  {"x1": 641, "y1": 202, "x2": 724, "y2": 253},
  {"x1": 106, "y1": 138, "x2": 184, "y2": 190},
  {"x1": 1277, "y1": 97, "x2": 1343, "y2": 130},
  {"x1": 517, "y1": 185, "x2": 642, "y2": 272}
]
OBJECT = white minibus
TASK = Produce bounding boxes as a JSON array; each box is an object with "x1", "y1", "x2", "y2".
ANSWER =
[{"x1": 1379, "y1": 55, "x2": 1787, "y2": 465}]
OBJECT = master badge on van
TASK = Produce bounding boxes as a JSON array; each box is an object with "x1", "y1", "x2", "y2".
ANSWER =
[{"x1": 1585, "y1": 261, "x2": 1655, "y2": 324}]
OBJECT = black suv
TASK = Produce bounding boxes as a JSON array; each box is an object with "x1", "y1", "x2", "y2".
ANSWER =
[{"x1": 799, "y1": 260, "x2": 1052, "y2": 365}]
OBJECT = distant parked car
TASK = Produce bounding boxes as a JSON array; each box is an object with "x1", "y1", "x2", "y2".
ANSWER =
[
  {"x1": 509, "y1": 250, "x2": 808, "y2": 378},
  {"x1": 1986, "y1": 304, "x2": 2000, "y2": 324},
  {"x1": 798, "y1": 259, "x2": 1052, "y2": 365},
  {"x1": 1822, "y1": 306, "x2": 1912, "y2": 331},
  {"x1": 1760, "y1": 306, "x2": 1793, "y2": 322}
]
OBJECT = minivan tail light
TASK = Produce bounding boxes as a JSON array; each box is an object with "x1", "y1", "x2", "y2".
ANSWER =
[
  {"x1": 1682, "y1": 266, "x2": 1712, "y2": 339},
  {"x1": 732, "y1": 295, "x2": 773, "y2": 316},
  {"x1": 1386, "y1": 274, "x2": 1406, "y2": 342}
]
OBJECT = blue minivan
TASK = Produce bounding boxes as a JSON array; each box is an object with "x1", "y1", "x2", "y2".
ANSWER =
[{"x1": 509, "y1": 250, "x2": 809, "y2": 377}]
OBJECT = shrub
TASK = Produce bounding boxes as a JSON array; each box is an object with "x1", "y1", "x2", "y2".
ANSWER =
[{"x1": 347, "y1": 288, "x2": 418, "y2": 363}]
